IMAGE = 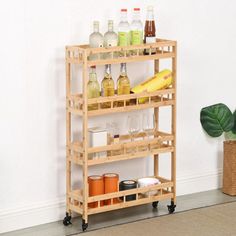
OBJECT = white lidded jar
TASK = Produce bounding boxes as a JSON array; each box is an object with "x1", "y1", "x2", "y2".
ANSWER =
[{"x1": 89, "y1": 21, "x2": 104, "y2": 60}]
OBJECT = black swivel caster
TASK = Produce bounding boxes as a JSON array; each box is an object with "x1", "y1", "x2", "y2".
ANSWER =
[
  {"x1": 63, "y1": 212, "x2": 72, "y2": 226},
  {"x1": 82, "y1": 219, "x2": 88, "y2": 231},
  {"x1": 167, "y1": 201, "x2": 176, "y2": 214},
  {"x1": 152, "y1": 201, "x2": 159, "y2": 209}
]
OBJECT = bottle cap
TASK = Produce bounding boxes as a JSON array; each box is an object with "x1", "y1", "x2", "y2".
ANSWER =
[
  {"x1": 91, "y1": 65, "x2": 96, "y2": 69},
  {"x1": 134, "y1": 8, "x2": 140, "y2": 11},
  {"x1": 121, "y1": 9, "x2": 127, "y2": 12}
]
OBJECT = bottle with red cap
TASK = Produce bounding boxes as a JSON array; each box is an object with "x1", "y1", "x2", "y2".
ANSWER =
[
  {"x1": 131, "y1": 8, "x2": 143, "y2": 46},
  {"x1": 118, "y1": 9, "x2": 130, "y2": 49}
]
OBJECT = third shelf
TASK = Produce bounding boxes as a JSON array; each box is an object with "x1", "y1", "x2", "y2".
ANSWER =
[{"x1": 68, "y1": 130, "x2": 174, "y2": 166}]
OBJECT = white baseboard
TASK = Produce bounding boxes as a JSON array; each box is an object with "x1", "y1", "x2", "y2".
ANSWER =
[
  {"x1": 177, "y1": 168, "x2": 223, "y2": 196},
  {"x1": 0, "y1": 169, "x2": 222, "y2": 234},
  {"x1": 0, "y1": 198, "x2": 65, "y2": 234}
]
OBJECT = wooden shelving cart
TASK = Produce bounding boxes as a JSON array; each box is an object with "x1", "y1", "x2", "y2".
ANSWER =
[{"x1": 63, "y1": 39, "x2": 177, "y2": 231}]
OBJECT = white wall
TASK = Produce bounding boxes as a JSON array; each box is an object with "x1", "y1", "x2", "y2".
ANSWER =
[{"x1": 1, "y1": 0, "x2": 236, "y2": 233}]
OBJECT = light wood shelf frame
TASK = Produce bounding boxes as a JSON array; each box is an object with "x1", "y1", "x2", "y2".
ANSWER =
[
  {"x1": 68, "y1": 175, "x2": 173, "y2": 215},
  {"x1": 65, "y1": 38, "x2": 177, "y2": 227}
]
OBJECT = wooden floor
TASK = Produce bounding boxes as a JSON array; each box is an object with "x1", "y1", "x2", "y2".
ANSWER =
[{"x1": 2, "y1": 189, "x2": 236, "y2": 236}]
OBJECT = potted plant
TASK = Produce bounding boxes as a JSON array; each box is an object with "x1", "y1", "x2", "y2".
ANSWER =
[{"x1": 200, "y1": 103, "x2": 236, "y2": 195}]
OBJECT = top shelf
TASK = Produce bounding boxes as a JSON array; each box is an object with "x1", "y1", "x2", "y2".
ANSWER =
[{"x1": 66, "y1": 38, "x2": 176, "y2": 66}]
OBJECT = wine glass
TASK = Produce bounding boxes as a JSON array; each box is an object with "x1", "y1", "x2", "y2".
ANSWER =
[
  {"x1": 127, "y1": 115, "x2": 140, "y2": 153},
  {"x1": 142, "y1": 113, "x2": 155, "y2": 139}
]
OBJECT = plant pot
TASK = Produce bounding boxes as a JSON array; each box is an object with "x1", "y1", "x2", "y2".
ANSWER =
[{"x1": 223, "y1": 140, "x2": 236, "y2": 196}]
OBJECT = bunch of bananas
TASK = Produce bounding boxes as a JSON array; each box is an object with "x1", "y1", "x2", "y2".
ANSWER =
[{"x1": 131, "y1": 69, "x2": 173, "y2": 103}]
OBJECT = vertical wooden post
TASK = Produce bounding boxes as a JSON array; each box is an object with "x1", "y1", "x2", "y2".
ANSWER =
[
  {"x1": 82, "y1": 50, "x2": 89, "y2": 224},
  {"x1": 154, "y1": 59, "x2": 160, "y2": 177},
  {"x1": 171, "y1": 43, "x2": 177, "y2": 204},
  {"x1": 66, "y1": 47, "x2": 72, "y2": 216}
]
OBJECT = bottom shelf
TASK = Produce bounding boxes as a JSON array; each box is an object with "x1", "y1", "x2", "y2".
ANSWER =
[{"x1": 68, "y1": 176, "x2": 174, "y2": 215}]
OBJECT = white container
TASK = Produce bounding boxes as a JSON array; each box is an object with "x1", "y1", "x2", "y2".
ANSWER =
[
  {"x1": 89, "y1": 127, "x2": 107, "y2": 159},
  {"x1": 137, "y1": 177, "x2": 160, "y2": 197}
]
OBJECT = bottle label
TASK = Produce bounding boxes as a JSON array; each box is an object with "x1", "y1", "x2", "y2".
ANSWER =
[
  {"x1": 106, "y1": 39, "x2": 117, "y2": 47},
  {"x1": 118, "y1": 32, "x2": 130, "y2": 46},
  {"x1": 131, "y1": 30, "x2": 143, "y2": 45},
  {"x1": 145, "y1": 36, "x2": 156, "y2": 44}
]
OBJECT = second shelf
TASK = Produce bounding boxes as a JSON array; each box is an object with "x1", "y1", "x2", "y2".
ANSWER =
[{"x1": 67, "y1": 88, "x2": 175, "y2": 117}]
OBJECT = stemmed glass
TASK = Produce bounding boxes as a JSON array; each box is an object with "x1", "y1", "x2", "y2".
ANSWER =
[
  {"x1": 142, "y1": 113, "x2": 155, "y2": 139},
  {"x1": 127, "y1": 115, "x2": 140, "y2": 153},
  {"x1": 142, "y1": 113, "x2": 155, "y2": 151}
]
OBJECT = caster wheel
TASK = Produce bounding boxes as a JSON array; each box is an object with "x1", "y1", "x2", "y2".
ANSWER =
[
  {"x1": 63, "y1": 212, "x2": 72, "y2": 226},
  {"x1": 82, "y1": 219, "x2": 88, "y2": 231},
  {"x1": 167, "y1": 201, "x2": 176, "y2": 214},
  {"x1": 152, "y1": 201, "x2": 159, "y2": 209}
]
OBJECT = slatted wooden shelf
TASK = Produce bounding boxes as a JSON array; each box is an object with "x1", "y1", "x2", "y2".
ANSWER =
[
  {"x1": 68, "y1": 176, "x2": 174, "y2": 215},
  {"x1": 68, "y1": 130, "x2": 174, "y2": 166},
  {"x1": 66, "y1": 39, "x2": 176, "y2": 66},
  {"x1": 67, "y1": 88, "x2": 175, "y2": 117},
  {"x1": 65, "y1": 38, "x2": 177, "y2": 229}
]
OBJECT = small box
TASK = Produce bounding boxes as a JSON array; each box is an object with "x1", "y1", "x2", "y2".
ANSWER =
[{"x1": 89, "y1": 127, "x2": 107, "y2": 159}]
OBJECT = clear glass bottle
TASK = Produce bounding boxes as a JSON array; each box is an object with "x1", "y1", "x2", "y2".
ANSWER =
[
  {"x1": 101, "y1": 64, "x2": 115, "y2": 108},
  {"x1": 87, "y1": 66, "x2": 100, "y2": 110},
  {"x1": 144, "y1": 6, "x2": 156, "y2": 54},
  {"x1": 117, "y1": 63, "x2": 130, "y2": 106},
  {"x1": 89, "y1": 21, "x2": 104, "y2": 60},
  {"x1": 118, "y1": 9, "x2": 130, "y2": 56},
  {"x1": 104, "y1": 20, "x2": 118, "y2": 59},
  {"x1": 131, "y1": 8, "x2": 143, "y2": 46}
]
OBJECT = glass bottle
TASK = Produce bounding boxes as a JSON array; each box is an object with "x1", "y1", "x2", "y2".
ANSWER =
[
  {"x1": 118, "y1": 9, "x2": 130, "y2": 56},
  {"x1": 131, "y1": 8, "x2": 143, "y2": 50},
  {"x1": 87, "y1": 66, "x2": 100, "y2": 110},
  {"x1": 89, "y1": 21, "x2": 104, "y2": 60},
  {"x1": 101, "y1": 64, "x2": 115, "y2": 108},
  {"x1": 144, "y1": 6, "x2": 156, "y2": 54},
  {"x1": 104, "y1": 20, "x2": 118, "y2": 59},
  {"x1": 117, "y1": 63, "x2": 130, "y2": 106}
]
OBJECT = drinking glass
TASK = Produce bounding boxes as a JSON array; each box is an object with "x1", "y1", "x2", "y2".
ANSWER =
[
  {"x1": 142, "y1": 113, "x2": 155, "y2": 139},
  {"x1": 127, "y1": 115, "x2": 140, "y2": 153},
  {"x1": 127, "y1": 116, "x2": 140, "y2": 141}
]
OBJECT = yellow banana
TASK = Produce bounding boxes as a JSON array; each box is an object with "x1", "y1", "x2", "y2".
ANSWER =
[{"x1": 131, "y1": 69, "x2": 173, "y2": 103}]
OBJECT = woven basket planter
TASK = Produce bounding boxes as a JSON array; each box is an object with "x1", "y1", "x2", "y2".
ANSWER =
[{"x1": 223, "y1": 140, "x2": 236, "y2": 196}]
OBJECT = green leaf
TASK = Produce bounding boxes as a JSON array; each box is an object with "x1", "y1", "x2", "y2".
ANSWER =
[
  {"x1": 225, "y1": 131, "x2": 236, "y2": 140},
  {"x1": 200, "y1": 103, "x2": 234, "y2": 137},
  {"x1": 232, "y1": 110, "x2": 236, "y2": 134}
]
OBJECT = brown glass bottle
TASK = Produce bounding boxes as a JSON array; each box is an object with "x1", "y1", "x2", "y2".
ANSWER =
[{"x1": 144, "y1": 6, "x2": 156, "y2": 55}]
